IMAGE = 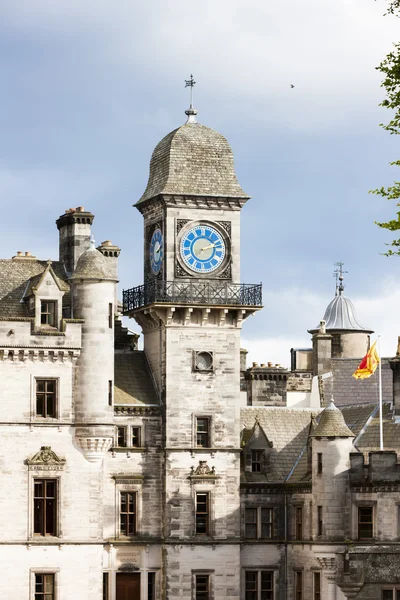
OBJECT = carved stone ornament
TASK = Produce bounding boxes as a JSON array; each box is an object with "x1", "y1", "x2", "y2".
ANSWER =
[
  {"x1": 176, "y1": 219, "x2": 190, "y2": 234},
  {"x1": 216, "y1": 221, "x2": 231, "y2": 237},
  {"x1": 26, "y1": 446, "x2": 66, "y2": 471},
  {"x1": 190, "y1": 461, "x2": 216, "y2": 476}
]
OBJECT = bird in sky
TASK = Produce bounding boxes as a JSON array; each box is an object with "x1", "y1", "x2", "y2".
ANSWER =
[{"x1": 290, "y1": 84, "x2": 295, "y2": 88}]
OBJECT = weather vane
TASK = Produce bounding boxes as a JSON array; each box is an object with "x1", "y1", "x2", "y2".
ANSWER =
[
  {"x1": 185, "y1": 74, "x2": 196, "y2": 109},
  {"x1": 333, "y1": 261, "x2": 348, "y2": 295}
]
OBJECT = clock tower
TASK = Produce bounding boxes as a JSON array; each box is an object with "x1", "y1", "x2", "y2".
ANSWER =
[{"x1": 123, "y1": 98, "x2": 262, "y2": 599}]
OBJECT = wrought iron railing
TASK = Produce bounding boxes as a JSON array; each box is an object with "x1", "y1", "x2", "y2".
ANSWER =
[{"x1": 123, "y1": 280, "x2": 262, "y2": 313}]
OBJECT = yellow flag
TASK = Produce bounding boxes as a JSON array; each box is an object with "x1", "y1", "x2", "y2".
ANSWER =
[{"x1": 352, "y1": 341, "x2": 380, "y2": 380}]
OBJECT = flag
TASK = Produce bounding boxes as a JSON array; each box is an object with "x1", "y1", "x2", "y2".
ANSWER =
[{"x1": 352, "y1": 341, "x2": 380, "y2": 379}]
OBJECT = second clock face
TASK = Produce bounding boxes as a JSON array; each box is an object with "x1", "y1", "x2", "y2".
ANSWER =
[
  {"x1": 180, "y1": 224, "x2": 226, "y2": 273},
  {"x1": 150, "y1": 228, "x2": 164, "y2": 275}
]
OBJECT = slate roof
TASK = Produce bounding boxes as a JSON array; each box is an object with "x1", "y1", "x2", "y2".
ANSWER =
[
  {"x1": 137, "y1": 121, "x2": 249, "y2": 204},
  {"x1": 69, "y1": 247, "x2": 116, "y2": 281},
  {"x1": 310, "y1": 399, "x2": 355, "y2": 438},
  {"x1": 0, "y1": 258, "x2": 69, "y2": 318},
  {"x1": 241, "y1": 407, "x2": 316, "y2": 483},
  {"x1": 239, "y1": 400, "x2": 400, "y2": 485},
  {"x1": 322, "y1": 358, "x2": 393, "y2": 406},
  {"x1": 114, "y1": 352, "x2": 158, "y2": 405}
]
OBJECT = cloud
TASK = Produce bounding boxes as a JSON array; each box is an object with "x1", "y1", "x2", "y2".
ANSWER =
[
  {"x1": 242, "y1": 280, "x2": 400, "y2": 368},
  {"x1": 0, "y1": 0, "x2": 398, "y2": 131}
]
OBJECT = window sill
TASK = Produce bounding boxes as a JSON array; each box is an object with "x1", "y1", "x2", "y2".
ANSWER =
[{"x1": 110, "y1": 447, "x2": 146, "y2": 453}]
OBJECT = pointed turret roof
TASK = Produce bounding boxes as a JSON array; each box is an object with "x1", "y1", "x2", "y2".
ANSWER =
[{"x1": 310, "y1": 398, "x2": 355, "y2": 438}]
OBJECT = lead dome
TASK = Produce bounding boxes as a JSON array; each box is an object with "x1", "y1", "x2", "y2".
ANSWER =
[{"x1": 136, "y1": 112, "x2": 249, "y2": 205}]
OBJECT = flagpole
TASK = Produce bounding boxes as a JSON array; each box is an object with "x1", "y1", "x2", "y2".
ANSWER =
[{"x1": 378, "y1": 335, "x2": 383, "y2": 451}]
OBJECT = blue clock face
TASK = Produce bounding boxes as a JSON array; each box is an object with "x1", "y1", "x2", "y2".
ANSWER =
[
  {"x1": 180, "y1": 225, "x2": 226, "y2": 273},
  {"x1": 150, "y1": 228, "x2": 164, "y2": 275}
]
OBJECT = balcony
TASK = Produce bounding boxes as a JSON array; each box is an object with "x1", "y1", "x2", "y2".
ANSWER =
[{"x1": 122, "y1": 280, "x2": 262, "y2": 314}]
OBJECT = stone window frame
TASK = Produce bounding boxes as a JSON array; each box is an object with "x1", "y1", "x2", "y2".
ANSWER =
[
  {"x1": 292, "y1": 502, "x2": 305, "y2": 541},
  {"x1": 352, "y1": 500, "x2": 376, "y2": 541},
  {"x1": 293, "y1": 569, "x2": 304, "y2": 600},
  {"x1": 28, "y1": 469, "x2": 63, "y2": 540},
  {"x1": 40, "y1": 300, "x2": 57, "y2": 327},
  {"x1": 113, "y1": 423, "x2": 145, "y2": 452},
  {"x1": 193, "y1": 351, "x2": 214, "y2": 373},
  {"x1": 192, "y1": 414, "x2": 213, "y2": 449},
  {"x1": 32, "y1": 376, "x2": 60, "y2": 421},
  {"x1": 191, "y1": 484, "x2": 215, "y2": 539},
  {"x1": 30, "y1": 568, "x2": 60, "y2": 600},
  {"x1": 381, "y1": 588, "x2": 400, "y2": 599},
  {"x1": 191, "y1": 569, "x2": 215, "y2": 600},
  {"x1": 242, "y1": 568, "x2": 278, "y2": 600},
  {"x1": 312, "y1": 570, "x2": 321, "y2": 600},
  {"x1": 243, "y1": 505, "x2": 275, "y2": 540},
  {"x1": 113, "y1": 476, "x2": 143, "y2": 539}
]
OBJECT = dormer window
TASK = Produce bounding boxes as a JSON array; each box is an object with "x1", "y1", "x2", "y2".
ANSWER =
[
  {"x1": 41, "y1": 301, "x2": 56, "y2": 327},
  {"x1": 251, "y1": 450, "x2": 262, "y2": 472}
]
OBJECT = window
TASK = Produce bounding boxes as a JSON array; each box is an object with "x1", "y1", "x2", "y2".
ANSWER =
[
  {"x1": 245, "y1": 508, "x2": 257, "y2": 539},
  {"x1": 196, "y1": 417, "x2": 210, "y2": 448},
  {"x1": 34, "y1": 479, "x2": 57, "y2": 536},
  {"x1": 148, "y1": 572, "x2": 155, "y2": 600},
  {"x1": 194, "y1": 351, "x2": 213, "y2": 372},
  {"x1": 251, "y1": 450, "x2": 262, "y2": 473},
  {"x1": 245, "y1": 571, "x2": 274, "y2": 600},
  {"x1": 261, "y1": 508, "x2": 273, "y2": 539},
  {"x1": 116, "y1": 426, "x2": 142, "y2": 448},
  {"x1": 103, "y1": 573, "x2": 109, "y2": 600},
  {"x1": 317, "y1": 453, "x2": 323, "y2": 474},
  {"x1": 382, "y1": 591, "x2": 400, "y2": 600},
  {"x1": 35, "y1": 573, "x2": 55, "y2": 600},
  {"x1": 245, "y1": 572, "x2": 257, "y2": 600},
  {"x1": 317, "y1": 506, "x2": 323, "y2": 536},
  {"x1": 36, "y1": 380, "x2": 57, "y2": 418},
  {"x1": 117, "y1": 427, "x2": 127, "y2": 448},
  {"x1": 108, "y1": 303, "x2": 113, "y2": 329},
  {"x1": 295, "y1": 571, "x2": 303, "y2": 600},
  {"x1": 358, "y1": 506, "x2": 373, "y2": 540},
  {"x1": 195, "y1": 574, "x2": 209, "y2": 600},
  {"x1": 131, "y1": 427, "x2": 141, "y2": 448},
  {"x1": 120, "y1": 492, "x2": 136, "y2": 536},
  {"x1": 196, "y1": 492, "x2": 210, "y2": 535},
  {"x1": 314, "y1": 572, "x2": 321, "y2": 600},
  {"x1": 108, "y1": 381, "x2": 113, "y2": 406},
  {"x1": 40, "y1": 301, "x2": 56, "y2": 327},
  {"x1": 295, "y1": 506, "x2": 303, "y2": 540},
  {"x1": 245, "y1": 507, "x2": 273, "y2": 539}
]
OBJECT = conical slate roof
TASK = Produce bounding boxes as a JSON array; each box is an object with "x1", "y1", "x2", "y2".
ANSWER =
[
  {"x1": 136, "y1": 116, "x2": 249, "y2": 205},
  {"x1": 310, "y1": 399, "x2": 355, "y2": 438},
  {"x1": 69, "y1": 246, "x2": 116, "y2": 281}
]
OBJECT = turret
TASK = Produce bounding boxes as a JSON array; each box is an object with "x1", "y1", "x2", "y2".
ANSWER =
[
  {"x1": 69, "y1": 242, "x2": 118, "y2": 462},
  {"x1": 310, "y1": 398, "x2": 355, "y2": 540},
  {"x1": 309, "y1": 265, "x2": 373, "y2": 374}
]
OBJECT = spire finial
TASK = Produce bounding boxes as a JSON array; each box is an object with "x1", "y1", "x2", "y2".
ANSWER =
[
  {"x1": 333, "y1": 262, "x2": 348, "y2": 295},
  {"x1": 184, "y1": 74, "x2": 198, "y2": 123}
]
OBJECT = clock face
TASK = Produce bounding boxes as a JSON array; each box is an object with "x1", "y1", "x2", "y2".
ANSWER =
[
  {"x1": 180, "y1": 224, "x2": 226, "y2": 273},
  {"x1": 149, "y1": 228, "x2": 164, "y2": 275}
]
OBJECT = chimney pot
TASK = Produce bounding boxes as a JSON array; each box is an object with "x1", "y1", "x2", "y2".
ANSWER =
[
  {"x1": 252, "y1": 362, "x2": 258, "y2": 368},
  {"x1": 260, "y1": 363, "x2": 266, "y2": 368},
  {"x1": 17, "y1": 251, "x2": 23, "y2": 257},
  {"x1": 76, "y1": 206, "x2": 84, "y2": 212},
  {"x1": 25, "y1": 252, "x2": 31, "y2": 257},
  {"x1": 268, "y1": 362, "x2": 273, "y2": 367},
  {"x1": 101, "y1": 240, "x2": 112, "y2": 246}
]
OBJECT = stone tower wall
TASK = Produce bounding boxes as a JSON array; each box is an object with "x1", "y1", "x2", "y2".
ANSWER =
[{"x1": 72, "y1": 280, "x2": 115, "y2": 423}]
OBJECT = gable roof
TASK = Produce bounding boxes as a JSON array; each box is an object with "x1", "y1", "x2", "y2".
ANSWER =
[
  {"x1": 241, "y1": 407, "x2": 317, "y2": 483},
  {"x1": 0, "y1": 258, "x2": 69, "y2": 319}
]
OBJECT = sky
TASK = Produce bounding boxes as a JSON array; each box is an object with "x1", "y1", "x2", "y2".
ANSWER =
[{"x1": 0, "y1": 0, "x2": 399, "y2": 367}]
